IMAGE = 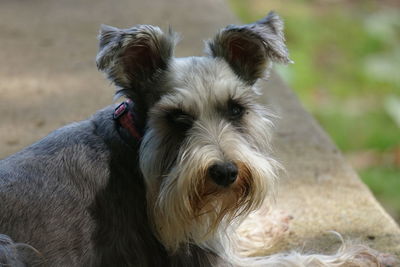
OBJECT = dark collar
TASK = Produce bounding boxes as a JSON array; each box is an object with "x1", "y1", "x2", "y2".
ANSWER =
[{"x1": 113, "y1": 99, "x2": 142, "y2": 141}]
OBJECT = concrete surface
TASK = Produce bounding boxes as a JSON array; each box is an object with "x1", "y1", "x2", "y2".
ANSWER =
[
  {"x1": 260, "y1": 75, "x2": 400, "y2": 256},
  {"x1": 1, "y1": 0, "x2": 399, "y2": 259}
]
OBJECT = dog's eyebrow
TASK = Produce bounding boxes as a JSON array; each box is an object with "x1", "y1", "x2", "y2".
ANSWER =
[
  {"x1": 161, "y1": 105, "x2": 196, "y2": 119},
  {"x1": 222, "y1": 94, "x2": 252, "y2": 110},
  {"x1": 165, "y1": 107, "x2": 193, "y2": 117}
]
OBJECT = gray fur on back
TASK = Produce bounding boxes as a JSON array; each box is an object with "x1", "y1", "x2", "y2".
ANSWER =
[{"x1": 0, "y1": 107, "x2": 113, "y2": 266}]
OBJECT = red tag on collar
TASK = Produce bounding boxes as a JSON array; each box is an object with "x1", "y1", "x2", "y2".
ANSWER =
[{"x1": 113, "y1": 100, "x2": 141, "y2": 140}]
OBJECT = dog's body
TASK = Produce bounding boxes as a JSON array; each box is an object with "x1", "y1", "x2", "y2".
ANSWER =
[
  {"x1": 0, "y1": 105, "x2": 220, "y2": 266},
  {"x1": 0, "y1": 12, "x2": 392, "y2": 267}
]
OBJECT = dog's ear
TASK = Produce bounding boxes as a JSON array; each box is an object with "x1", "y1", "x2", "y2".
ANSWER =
[
  {"x1": 206, "y1": 12, "x2": 291, "y2": 85},
  {"x1": 96, "y1": 24, "x2": 178, "y2": 102}
]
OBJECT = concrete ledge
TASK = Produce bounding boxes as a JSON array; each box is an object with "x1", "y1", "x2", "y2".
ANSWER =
[
  {"x1": 1, "y1": 0, "x2": 399, "y2": 258},
  {"x1": 260, "y1": 75, "x2": 400, "y2": 256}
]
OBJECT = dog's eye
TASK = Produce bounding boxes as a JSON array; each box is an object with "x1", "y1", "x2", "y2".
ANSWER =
[
  {"x1": 166, "y1": 109, "x2": 194, "y2": 131},
  {"x1": 227, "y1": 101, "x2": 244, "y2": 120}
]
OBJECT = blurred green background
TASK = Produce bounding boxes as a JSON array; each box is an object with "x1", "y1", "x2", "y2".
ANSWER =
[{"x1": 229, "y1": 0, "x2": 400, "y2": 222}]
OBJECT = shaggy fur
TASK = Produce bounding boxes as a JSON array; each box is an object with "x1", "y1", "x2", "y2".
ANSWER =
[{"x1": 0, "y1": 11, "x2": 393, "y2": 267}]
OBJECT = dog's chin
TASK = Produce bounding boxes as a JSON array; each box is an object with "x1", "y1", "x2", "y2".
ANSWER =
[{"x1": 149, "y1": 161, "x2": 270, "y2": 253}]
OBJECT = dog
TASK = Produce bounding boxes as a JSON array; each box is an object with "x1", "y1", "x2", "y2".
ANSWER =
[{"x1": 0, "y1": 11, "x2": 393, "y2": 267}]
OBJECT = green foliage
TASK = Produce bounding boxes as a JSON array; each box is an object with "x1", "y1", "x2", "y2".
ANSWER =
[
  {"x1": 315, "y1": 105, "x2": 400, "y2": 151},
  {"x1": 360, "y1": 167, "x2": 400, "y2": 221}
]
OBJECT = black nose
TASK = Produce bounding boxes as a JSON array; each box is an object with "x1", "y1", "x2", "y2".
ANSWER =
[{"x1": 208, "y1": 162, "x2": 238, "y2": 187}]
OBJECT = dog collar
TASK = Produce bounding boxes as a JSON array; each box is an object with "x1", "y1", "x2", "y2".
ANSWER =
[{"x1": 113, "y1": 99, "x2": 142, "y2": 140}]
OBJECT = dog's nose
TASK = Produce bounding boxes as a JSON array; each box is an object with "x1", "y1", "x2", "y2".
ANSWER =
[{"x1": 208, "y1": 162, "x2": 238, "y2": 187}]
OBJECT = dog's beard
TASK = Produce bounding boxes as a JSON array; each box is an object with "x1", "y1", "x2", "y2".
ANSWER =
[{"x1": 146, "y1": 129, "x2": 278, "y2": 253}]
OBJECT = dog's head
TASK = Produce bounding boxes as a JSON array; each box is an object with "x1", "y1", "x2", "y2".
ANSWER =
[{"x1": 97, "y1": 12, "x2": 290, "y2": 252}]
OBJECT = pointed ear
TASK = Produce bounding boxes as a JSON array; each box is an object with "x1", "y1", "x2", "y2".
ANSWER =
[
  {"x1": 205, "y1": 12, "x2": 291, "y2": 85},
  {"x1": 96, "y1": 24, "x2": 178, "y2": 102}
]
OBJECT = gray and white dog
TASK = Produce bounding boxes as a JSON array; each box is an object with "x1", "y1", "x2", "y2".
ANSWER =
[{"x1": 0, "y1": 12, "x2": 388, "y2": 267}]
